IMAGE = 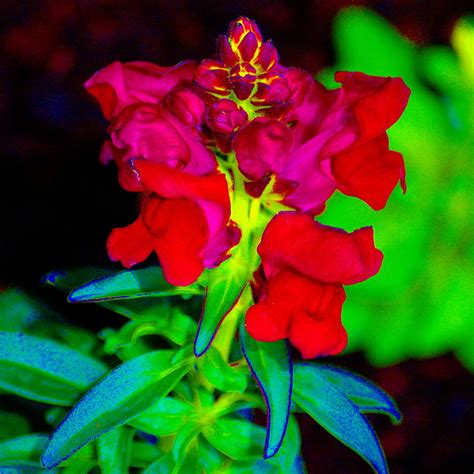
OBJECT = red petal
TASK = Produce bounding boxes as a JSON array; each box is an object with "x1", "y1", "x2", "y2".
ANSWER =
[
  {"x1": 142, "y1": 197, "x2": 207, "y2": 286},
  {"x1": 107, "y1": 215, "x2": 155, "y2": 268},
  {"x1": 258, "y1": 212, "x2": 383, "y2": 285},
  {"x1": 332, "y1": 133, "x2": 406, "y2": 210}
]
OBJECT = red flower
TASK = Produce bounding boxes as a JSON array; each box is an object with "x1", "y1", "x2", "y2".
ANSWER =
[
  {"x1": 245, "y1": 212, "x2": 383, "y2": 358},
  {"x1": 234, "y1": 71, "x2": 410, "y2": 211},
  {"x1": 84, "y1": 60, "x2": 196, "y2": 120},
  {"x1": 107, "y1": 103, "x2": 216, "y2": 191},
  {"x1": 107, "y1": 161, "x2": 240, "y2": 286}
]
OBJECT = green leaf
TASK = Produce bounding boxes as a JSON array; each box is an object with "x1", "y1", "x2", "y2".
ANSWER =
[
  {"x1": 194, "y1": 257, "x2": 248, "y2": 356},
  {"x1": 198, "y1": 347, "x2": 247, "y2": 393},
  {"x1": 293, "y1": 363, "x2": 389, "y2": 474},
  {"x1": 97, "y1": 426, "x2": 134, "y2": 474},
  {"x1": 101, "y1": 309, "x2": 197, "y2": 355},
  {"x1": 129, "y1": 397, "x2": 193, "y2": 436},
  {"x1": 41, "y1": 347, "x2": 194, "y2": 469},
  {"x1": 240, "y1": 323, "x2": 292, "y2": 458},
  {"x1": 203, "y1": 417, "x2": 265, "y2": 461},
  {"x1": 311, "y1": 364, "x2": 402, "y2": 423},
  {"x1": 42, "y1": 267, "x2": 114, "y2": 291},
  {"x1": 0, "y1": 411, "x2": 30, "y2": 441},
  {"x1": 0, "y1": 332, "x2": 107, "y2": 405},
  {"x1": 68, "y1": 266, "x2": 202, "y2": 303},
  {"x1": 0, "y1": 434, "x2": 48, "y2": 464},
  {"x1": 143, "y1": 452, "x2": 174, "y2": 474},
  {"x1": 0, "y1": 288, "x2": 56, "y2": 332}
]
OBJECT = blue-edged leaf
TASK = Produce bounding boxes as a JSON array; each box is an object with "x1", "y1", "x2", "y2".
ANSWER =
[
  {"x1": 41, "y1": 347, "x2": 194, "y2": 469},
  {"x1": 293, "y1": 363, "x2": 389, "y2": 474},
  {"x1": 42, "y1": 267, "x2": 113, "y2": 291},
  {"x1": 0, "y1": 332, "x2": 107, "y2": 405},
  {"x1": 197, "y1": 347, "x2": 247, "y2": 393},
  {"x1": 129, "y1": 397, "x2": 193, "y2": 436},
  {"x1": 68, "y1": 266, "x2": 202, "y2": 303},
  {"x1": 240, "y1": 323, "x2": 292, "y2": 459},
  {"x1": 266, "y1": 415, "x2": 302, "y2": 473},
  {"x1": 194, "y1": 257, "x2": 248, "y2": 356},
  {"x1": 311, "y1": 364, "x2": 402, "y2": 423},
  {"x1": 97, "y1": 426, "x2": 134, "y2": 474},
  {"x1": 0, "y1": 464, "x2": 57, "y2": 473}
]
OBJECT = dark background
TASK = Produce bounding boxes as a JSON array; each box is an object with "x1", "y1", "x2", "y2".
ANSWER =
[{"x1": 0, "y1": 1, "x2": 472, "y2": 472}]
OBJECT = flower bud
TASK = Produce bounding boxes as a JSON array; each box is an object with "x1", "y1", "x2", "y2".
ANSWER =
[{"x1": 206, "y1": 99, "x2": 248, "y2": 135}]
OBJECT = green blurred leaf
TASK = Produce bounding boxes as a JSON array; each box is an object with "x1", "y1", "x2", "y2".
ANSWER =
[
  {"x1": 0, "y1": 412, "x2": 30, "y2": 441},
  {"x1": 0, "y1": 332, "x2": 107, "y2": 405},
  {"x1": 68, "y1": 266, "x2": 202, "y2": 303},
  {"x1": 198, "y1": 347, "x2": 247, "y2": 393},
  {"x1": 240, "y1": 323, "x2": 292, "y2": 458},
  {"x1": 41, "y1": 347, "x2": 194, "y2": 469},
  {"x1": 194, "y1": 256, "x2": 248, "y2": 356},
  {"x1": 97, "y1": 426, "x2": 134, "y2": 474},
  {"x1": 293, "y1": 363, "x2": 388, "y2": 474}
]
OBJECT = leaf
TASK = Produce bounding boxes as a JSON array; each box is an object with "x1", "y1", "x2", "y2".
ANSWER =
[
  {"x1": 97, "y1": 426, "x2": 134, "y2": 474},
  {"x1": 0, "y1": 434, "x2": 48, "y2": 464},
  {"x1": 67, "y1": 266, "x2": 202, "y2": 303},
  {"x1": 0, "y1": 332, "x2": 107, "y2": 405},
  {"x1": 129, "y1": 397, "x2": 193, "y2": 436},
  {"x1": 143, "y1": 452, "x2": 174, "y2": 474},
  {"x1": 311, "y1": 364, "x2": 402, "y2": 423},
  {"x1": 240, "y1": 323, "x2": 292, "y2": 458},
  {"x1": 197, "y1": 347, "x2": 247, "y2": 393},
  {"x1": 41, "y1": 347, "x2": 194, "y2": 469},
  {"x1": 266, "y1": 415, "x2": 302, "y2": 473},
  {"x1": 0, "y1": 411, "x2": 30, "y2": 441},
  {"x1": 42, "y1": 267, "x2": 114, "y2": 291},
  {"x1": 202, "y1": 417, "x2": 265, "y2": 461},
  {"x1": 293, "y1": 363, "x2": 389, "y2": 474},
  {"x1": 101, "y1": 309, "x2": 197, "y2": 355},
  {"x1": 194, "y1": 256, "x2": 248, "y2": 356}
]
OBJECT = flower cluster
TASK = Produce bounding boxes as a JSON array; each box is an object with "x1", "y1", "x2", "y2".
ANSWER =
[{"x1": 85, "y1": 17, "x2": 409, "y2": 359}]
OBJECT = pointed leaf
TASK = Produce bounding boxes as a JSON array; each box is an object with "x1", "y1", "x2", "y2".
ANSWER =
[
  {"x1": 194, "y1": 257, "x2": 248, "y2": 356},
  {"x1": 97, "y1": 426, "x2": 134, "y2": 474},
  {"x1": 68, "y1": 266, "x2": 202, "y2": 303},
  {"x1": 0, "y1": 332, "x2": 107, "y2": 405},
  {"x1": 197, "y1": 347, "x2": 247, "y2": 393},
  {"x1": 41, "y1": 348, "x2": 194, "y2": 469},
  {"x1": 293, "y1": 363, "x2": 388, "y2": 474},
  {"x1": 240, "y1": 323, "x2": 292, "y2": 459},
  {"x1": 311, "y1": 364, "x2": 401, "y2": 423}
]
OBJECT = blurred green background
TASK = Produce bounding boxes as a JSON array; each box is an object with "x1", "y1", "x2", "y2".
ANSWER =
[{"x1": 319, "y1": 8, "x2": 474, "y2": 370}]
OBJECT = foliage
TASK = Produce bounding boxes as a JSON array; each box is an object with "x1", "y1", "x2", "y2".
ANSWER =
[{"x1": 0, "y1": 266, "x2": 400, "y2": 472}]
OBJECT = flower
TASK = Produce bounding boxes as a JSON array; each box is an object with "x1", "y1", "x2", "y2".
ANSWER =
[
  {"x1": 84, "y1": 60, "x2": 196, "y2": 120},
  {"x1": 107, "y1": 160, "x2": 240, "y2": 286},
  {"x1": 106, "y1": 103, "x2": 215, "y2": 191},
  {"x1": 245, "y1": 212, "x2": 383, "y2": 358},
  {"x1": 234, "y1": 70, "x2": 410, "y2": 212}
]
